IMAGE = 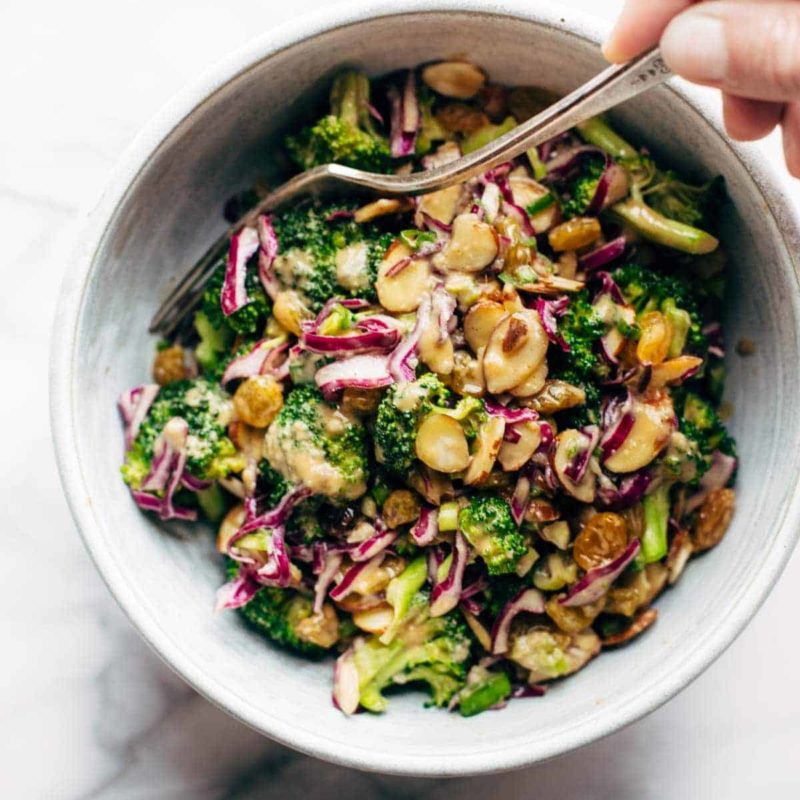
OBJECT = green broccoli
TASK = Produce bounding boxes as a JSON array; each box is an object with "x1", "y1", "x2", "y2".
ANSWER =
[
  {"x1": 265, "y1": 386, "x2": 369, "y2": 502},
  {"x1": 640, "y1": 484, "x2": 670, "y2": 565},
  {"x1": 380, "y1": 556, "x2": 428, "y2": 644},
  {"x1": 641, "y1": 164, "x2": 724, "y2": 231},
  {"x1": 561, "y1": 153, "x2": 606, "y2": 219},
  {"x1": 546, "y1": 290, "x2": 606, "y2": 427},
  {"x1": 675, "y1": 390, "x2": 737, "y2": 479},
  {"x1": 612, "y1": 262, "x2": 708, "y2": 356},
  {"x1": 271, "y1": 202, "x2": 393, "y2": 311},
  {"x1": 350, "y1": 592, "x2": 472, "y2": 712},
  {"x1": 373, "y1": 373, "x2": 452, "y2": 478},
  {"x1": 122, "y1": 379, "x2": 241, "y2": 488},
  {"x1": 459, "y1": 495, "x2": 527, "y2": 576},
  {"x1": 199, "y1": 257, "x2": 271, "y2": 337},
  {"x1": 285, "y1": 71, "x2": 392, "y2": 173},
  {"x1": 226, "y1": 564, "x2": 332, "y2": 657},
  {"x1": 193, "y1": 310, "x2": 234, "y2": 379},
  {"x1": 457, "y1": 666, "x2": 512, "y2": 717}
]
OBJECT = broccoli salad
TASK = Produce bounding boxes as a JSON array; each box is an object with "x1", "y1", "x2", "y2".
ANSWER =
[{"x1": 119, "y1": 61, "x2": 737, "y2": 717}]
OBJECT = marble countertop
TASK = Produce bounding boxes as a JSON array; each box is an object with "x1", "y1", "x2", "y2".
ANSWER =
[{"x1": 4, "y1": 0, "x2": 800, "y2": 796}]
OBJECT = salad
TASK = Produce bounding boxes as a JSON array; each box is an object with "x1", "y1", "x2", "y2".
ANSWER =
[{"x1": 119, "y1": 61, "x2": 737, "y2": 717}]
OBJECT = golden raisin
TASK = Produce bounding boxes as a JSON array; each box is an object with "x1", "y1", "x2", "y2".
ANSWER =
[
  {"x1": 524, "y1": 498, "x2": 560, "y2": 524},
  {"x1": 233, "y1": 375, "x2": 283, "y2": 428},
  {"x1": 152, "y1": 345, "x2": 189, "y2": 385},
  {"x1": 636, "y1": 311, "x2": 673, "y2": 366},
  {"x1": 692, "y1": 488, "x2": 735, "y2": 552},
  {"x1": 573, "y1": 512, "x2": 629, "y2": 571},
  {"x1": 436, "y1": 103, "x2": 490, "y2": 134},
  {"x1": 382, "y1": 490, "x2": 421, "y2": 529},
  {"x1": 294, "y1": 603, "x2": 339, "y2": 648},
  {"x1": 546, "y1": 595, "x2": 606, "y2": 634},
  {"x1": 272, "y1": 290, "x2": 313, "y2": 336},
  {"x1": 504, "y1": 242, "x2": 533, "y2": 269},
  {"x1": 522, "y1": 380, "x2": 585, "y2": 414},
  {"x1": 548, "y1": 217, "x2": 602, "y2": 252},
  {"x1": 341, "y1": 388, "x2": 382, "y2": 416}
]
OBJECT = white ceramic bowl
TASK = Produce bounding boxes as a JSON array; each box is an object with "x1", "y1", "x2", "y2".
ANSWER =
[{"x1": 51, "y1": 0, "x2": 800, "y2": 777}]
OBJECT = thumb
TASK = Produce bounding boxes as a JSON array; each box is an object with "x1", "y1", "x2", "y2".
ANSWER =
[{"x1": 661, "y1": 1, "x2": 800, "y2": 101}]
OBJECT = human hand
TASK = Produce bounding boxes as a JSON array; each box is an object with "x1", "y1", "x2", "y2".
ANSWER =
[{"x1": 604, "y1": 1, "x2": 800, "y2": 176}]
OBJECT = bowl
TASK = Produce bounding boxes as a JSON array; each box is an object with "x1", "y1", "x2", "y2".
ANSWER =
[{"x1": 50, "y1": 0, "x2": 800, "y2": 777}]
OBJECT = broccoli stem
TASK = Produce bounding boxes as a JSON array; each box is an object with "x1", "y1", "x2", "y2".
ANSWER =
[
  {"x1": 612, "y1": 197, "x2": 719, "y2": 255},
  {"x1": 526, "y1": 147, "x2": 547, "y2": 180},
  {"x1": 330, "y1": 72, "x2": 361, "y2": 128},
  {"x1": 576, "y1": 117, "x2": 638, "y2": 160},
  {"x1": 640, "y1": 484, "x2": 671, "y2": 564},
  {"x1": 461, "y1": 116, "x2": 517, "y2": 155},
  {"x1": 459, "y1": 672, "x2": 512, "y2": 717},
  {"x1": 662, "y1": 299, "x2": 692, "y2": 357},
  {"x1": 196, "y1": 484, "x2": 227, "y2": 523},
  {"x1": 438, "y1": 501, "x2": 460, "y2": 532}
]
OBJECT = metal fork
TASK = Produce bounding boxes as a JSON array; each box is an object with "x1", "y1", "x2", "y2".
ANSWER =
[{"x1": 150, "y1": 48, "x2": 671, "y2": 336}]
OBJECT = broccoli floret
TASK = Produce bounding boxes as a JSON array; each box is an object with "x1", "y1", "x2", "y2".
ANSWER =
[
  {"x1": 351, "y1": 593, "x2": 472, "y2": 712},
  {"x1": 373, "y1": 374, "x2": 452, "y2": 478},
  {"x1": 193, "y1": 310, "x2": 234, "y2": 379},
  {"x1": 459, "y1": 495, "x2": 527, "y2": 576},
  {"x1": 265, "y1": 386, "x2": 368, "y2": 502},
  {"x1": 122, "y1": 379, "x2": 242, "y2": 488},
  {"x1": 642, "y1": 163, "x2": 724, "y2": 231},
  {"x1": 612, "y1": 262, "x2": 708, "y2": 356},
  {"x1": 675, "y1": 390, "x2": 736, "y2": 481},
  {"x1": 226, "y1": 563, "x2": 331, "y2": 657},
  {"x1": 547, "y1": 290, "x2": 606, "y2": 427},
  {"x1": 199, "y1": 258, "x2": 271, "y2": 337},
  {"x1": 271, "y1": 202, "x2": 393, "y2": 311},
  {"x1": 285, "y1": 71, "x2": 391, "y2": 173},
  {"x1": 561, "y1": 153, "x2": 606, "y2": 218}
]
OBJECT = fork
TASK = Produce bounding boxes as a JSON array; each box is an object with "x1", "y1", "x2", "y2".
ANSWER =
[{"x1": 150, "y1": 47, "x2": 671, "y2": 336}]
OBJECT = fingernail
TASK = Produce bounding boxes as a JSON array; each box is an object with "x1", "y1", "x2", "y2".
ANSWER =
[{"x1": 661, "y1": 12, "x2": 728, "y2": 82}]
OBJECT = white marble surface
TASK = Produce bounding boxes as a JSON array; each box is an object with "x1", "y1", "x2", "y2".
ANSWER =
[{"x1": 4, "y1": 0, "x2": 800, "y2": 796}]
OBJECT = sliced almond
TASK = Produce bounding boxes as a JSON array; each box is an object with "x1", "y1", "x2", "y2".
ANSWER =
[
  {"x1": 417, "y1": 184, "x2": 463, "y2": 225},
  {"x1": 216, "y1": 504, "x2": 245, "y2": 553},
  {"x1": 599, "y1": 304, "x2": 636, "y2": 361},
  {"x1": 604, "y1": 391, "x2": 676, "y2": 473},
  {"x1": 515, "y1": 275, "x2": 585, "y2": 294},
  {"x1": 483, "y1": 309, "x2": 548, "y2": 394},
  {"x1": 354, "y1": 198, "x2": 409, "y2": 223},
  {"x1": 352, "y1": 603, "x2": 394, "y2": 635},
  {"x1": 498, "y1": 420, "x2": 542, "y2": 471},
  {"x1": 465, "y1": 415, "x2": 506, "y2": 485},
  {"x1": 419, "y1": 317, "x2": 455, "y2": 375},
  {"x1": 433, "y1": 213, "x2": 499, "y2": 273},
  {"x1": 415, "y1": 414, "x2": 470, "y2": 473},
  {"x1": 552, "y1": 429, "x2": 596, "y2": 503},
  {"x1": 509, "y1": 176, "x2": 560, "y2": 234},
  {"x1": 376, "y1": 241, "x2": 432, "y2": 313},
  {"x1": 464, "y1": 301, "x2": 507, "y2": 353},
  {"x1": 422, "y1": 61, "x2": 486, "y2": 99},
  {"x1": 510, "y1": 360, "x2": 548, "y2": 398},
  {"x1": 649, "y1": 355, "x2": 704, "y2": 389}
]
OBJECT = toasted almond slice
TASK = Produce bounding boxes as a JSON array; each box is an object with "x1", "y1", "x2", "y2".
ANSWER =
[
  {"x1": 422, "y1": 61, "x2": 486, "y2": 99},
  {"x1": 515, "y1": 275, "x2": 585, "y2": 294},
  {"x1": 354, "y1": 198, "x2": 409, "y2": 223},
  {"x1": 510, "y1": 360, "x2": 548, "y2": 398},
  {"x1": 216, "y1": 504, "x2": 246, "y2": 553},
  {"x1": 498, "y1": 420, "x2": 542, "y2": 471},
  {"x1": 483, "y1": 309, "x2": 548, "y2": 394},
  {"x1": 352, "y1": 603, "x2": 394, "y2": 635},
  {"x1": 649, "y1": 355, "x2": 704, "y2": 388},
  {"x1": 465, "y1": 415, "x2": 506, "y2": 485},
  {"x1": 509, "y1": 176, "x2": 560, "y2": 234},
  {"x1": 419, "y1": 318, "x2": 455, "y2": 375},
  {"x1": 552, "y1": 429, "x2": 596, "y2": 503},
  {"x1": 376, "y1": 241, "x2": 432, "y2": 313},
  {"x1": 417, "y1": 184, "x2": 463, "y2": 225},
  {"x1": 415, "y1": 414, "x2": 471, "y2": 473},
  {"x1": 604, "y1": 392, "x2": 676, "y2": 473},
  {"x1": 464, "y1": 301, "x2": 507, "y2": 353},
  {"x1": 434, "y1": 213, "x2": 499, "y2": 273}
]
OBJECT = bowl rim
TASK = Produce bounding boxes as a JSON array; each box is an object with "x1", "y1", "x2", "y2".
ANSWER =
[{"x1": 50, "y1": 0, "x2": 800, "y2": 777}]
